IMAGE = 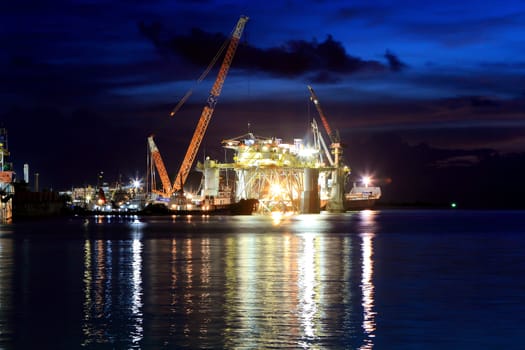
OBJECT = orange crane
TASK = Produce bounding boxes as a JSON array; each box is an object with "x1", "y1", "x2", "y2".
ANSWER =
[
  {"x1": 147, "y1": 135, "x2": 173, "y2": 197},
  {"x1": 171, "y1": 15, "x2": 249, "y2": 193}
]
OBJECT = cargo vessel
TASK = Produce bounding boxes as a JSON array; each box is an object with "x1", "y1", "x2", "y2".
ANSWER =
[{"x1": 344, "y1": 177, "x2": 382, "y2": 210}]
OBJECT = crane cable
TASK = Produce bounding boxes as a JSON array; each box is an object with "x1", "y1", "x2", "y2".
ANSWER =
[{"x1": 169, "y1": 27, "x2": 234, "y2": 118}]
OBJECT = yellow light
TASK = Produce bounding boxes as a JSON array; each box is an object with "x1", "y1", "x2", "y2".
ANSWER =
[
  {"x1": 299, "y1": 147, "x2": 316, "y2": 157},
  {"x1": 271, "y1": 211, "x2": 283, "y2": 225},
  {"x1": 270, "y1": 183, "x2": 283, "y2": 197}
]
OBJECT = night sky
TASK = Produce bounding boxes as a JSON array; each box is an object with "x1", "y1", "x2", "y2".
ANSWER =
[{"x1": 2, "y1": 0, "x2": 525, "y2": 207}]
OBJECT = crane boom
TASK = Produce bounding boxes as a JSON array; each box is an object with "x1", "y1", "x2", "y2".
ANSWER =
[
  {"x1": 307, "y1": 85, "x2": 339, "y2": 143},
  {"x1": 171, "y1": 15, "x2": 248, "y2": 193},
  {"x1": 311, "y1": 119, "x2": 334, "y2": 166},
  {"x1": 147, "y1": 135, "x2": 172, "y2": 196}
]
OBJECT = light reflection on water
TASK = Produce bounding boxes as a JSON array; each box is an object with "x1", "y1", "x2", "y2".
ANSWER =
[
  {"x1": 360, "y1": 232, "x2": 376, "y2": 349},
  {"x1": 73, "y1": 214, "x2": 378, "y2": 349},
  {"x1": 81, "y1": 230, "x2": 144, "y2": 348},
  {"x1": 2, "y1": 210, "x2": 525, "y2": 348},
  {"x1": 4, "y1": 213, "x2": 378, "y2": 348},
  {"x1": 0, "y1": 238, "x2": 13, "y2": 344},
  {"x1": 359, "y1": 210, "x2": 377, "y2": 350},
  {"x1": 75, "y1": 213, "x2": 377, "y2": 348}
]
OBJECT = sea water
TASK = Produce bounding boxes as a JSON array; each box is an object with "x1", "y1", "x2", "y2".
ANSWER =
[{"x1": 0, "y1": 210, "x2": 523, "y2": 349}]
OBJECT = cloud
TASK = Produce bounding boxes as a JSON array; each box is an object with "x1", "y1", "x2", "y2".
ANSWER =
[
  {"x1": 430, "y1": 155, "x2": 482, "y2": 168},
  {"x1": 384, "y1": 50, "x2": 407, "y2": 72},
  {"x1": 138, "y1": 22, "x2": 404, "y2": 79}
]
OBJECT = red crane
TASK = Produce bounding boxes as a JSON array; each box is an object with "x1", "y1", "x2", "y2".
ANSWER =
[{"x1": 307, "y1": 85, "x2": 340, "y2": 144}]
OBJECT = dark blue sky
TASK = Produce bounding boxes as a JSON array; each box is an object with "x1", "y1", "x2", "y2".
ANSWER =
[{"x1": 2, "y1": 0, "x2": 525, "y2": 206}]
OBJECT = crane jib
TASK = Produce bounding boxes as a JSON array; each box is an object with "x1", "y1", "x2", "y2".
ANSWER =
[
  {"x1": 207, "y1": 94, "x2": 218, "y2": 109},
  {"x1": 169, "y1": 15, "x2": 249, "y2": 194}
]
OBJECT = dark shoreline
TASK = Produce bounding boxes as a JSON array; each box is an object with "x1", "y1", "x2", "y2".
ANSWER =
[{"x1": 9, "y1": 201, "x2": 524, "y2": 222}]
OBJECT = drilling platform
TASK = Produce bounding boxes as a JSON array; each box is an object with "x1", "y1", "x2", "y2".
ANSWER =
[{"x1": 197, "y1": 130, "x2": 350, "y2": 214}]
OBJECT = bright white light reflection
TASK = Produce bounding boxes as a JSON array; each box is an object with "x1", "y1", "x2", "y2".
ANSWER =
[
  {"x1": 294, "y1": 214, "x2": 328, "y2": 232},
  {"x1": 130, "y1": 217, "x2": 145, "y2": 240},
  {"x1": 299, "y1": 234, "x2": 319, "y2": 343},
  {"x1": 359, "y1": 210, "x2": 378, "y2": 234},
  {"x1": 131, "y1": 239, "x2": 143, "y2": 344},
  {"x1": 360, "y1": 232, "x2": 376, "y2": 350},
  {"x1": 271, "y1": 211, "x2": 293, "y2": 225},
  {"x1": 271, "y1": 211, "x2": 283, "y2": 225},
  {"x1": 360, "y1": 210, "x2": 373, "y2": 221},
  {"x1": 237, "y1": 235, "x2": 257, "y2": 347}
]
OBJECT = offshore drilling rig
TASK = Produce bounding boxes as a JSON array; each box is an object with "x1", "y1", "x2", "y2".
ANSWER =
[
  {"x1": 196, "y1": 83, "x2": 352, "y2": 215},
  {"x1": 146, "y1": 16, "x2": 380, "y2": 214}
]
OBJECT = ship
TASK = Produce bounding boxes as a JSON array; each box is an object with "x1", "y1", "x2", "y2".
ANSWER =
[{"x1": 344, "y1": 177, "x2": 382, "y2": 210}]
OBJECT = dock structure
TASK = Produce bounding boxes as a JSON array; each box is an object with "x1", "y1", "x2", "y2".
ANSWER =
[{"x1": 0, "y1": 128, "x2": 14, "y2": 222}]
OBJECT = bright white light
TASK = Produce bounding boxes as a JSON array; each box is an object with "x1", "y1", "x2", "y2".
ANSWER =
[
  {"x1": 271, "y1": 211, "x2": 284, "y2": 225},
  {"x1": 360, "y1": 232, "x2": 376, "y2": 348},
  {"x1": 299, "y1": 147, "x2": 317, "y2": 158},
  {"x1": 299, "y1": 234, "x2": 317, "y2": 339},
  {"x1": 270, "y1": 183, "x2": 283, "y2": 197},
  {"x1": 362, "y1": 176, "x2": 371, "y2": 187}
]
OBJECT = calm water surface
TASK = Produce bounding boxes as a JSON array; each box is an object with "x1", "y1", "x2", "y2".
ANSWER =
[{"x1": 0, "y1": 210, "x2": 524, "y2": 349}]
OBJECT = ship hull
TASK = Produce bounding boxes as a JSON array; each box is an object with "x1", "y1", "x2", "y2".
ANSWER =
[{"x1": 344, "y1": 198, "x2": 377, "y2": 211}]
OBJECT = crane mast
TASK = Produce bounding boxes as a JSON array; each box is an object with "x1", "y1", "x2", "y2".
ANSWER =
[
  {"x1": 307, "y1": 85, "x2": 340, "y2": 143},
  {"x1": 171, "y1": 15, "x2": 249, "y2": 193},
  {"x1": 307, "y1": 85, "x2": 343, "y2": 166},
  {"x1": 147, "y1": 135, "x2": 172, "y2": 197},
  {"x1": 308, "y1": 85, "x2": 347, "y2": 212},
  {"x1": 311, "y1": 118, "x2": 334, "y2": 166}
]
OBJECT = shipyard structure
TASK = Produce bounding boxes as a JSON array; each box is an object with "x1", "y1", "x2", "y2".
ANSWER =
[
  {"x1": 143, "y1": 15, "x2": 380, "y2": 215},
  {"x1": 70, "y1": 16, "x2": 380, "y2": 215},
  {"x1": 199, "y1": 132, "x2": 348, "y2": 214},
  {"x1": 191, "y1": 125, "x2": 379, "y2": 214},
  {"x1": 0, "y1": 129, "x2": 14, "y2": 222}
]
